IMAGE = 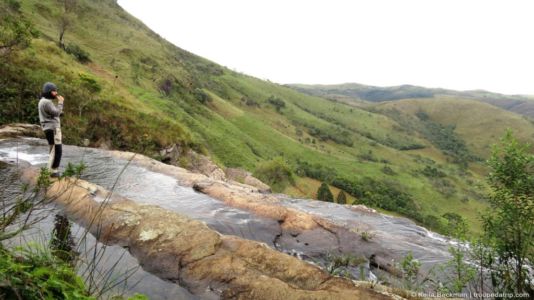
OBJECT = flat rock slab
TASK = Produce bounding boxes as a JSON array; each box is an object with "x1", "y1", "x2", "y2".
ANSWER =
[{"x1": 18, "y1": 166, "x2": 403, "y2": 300}]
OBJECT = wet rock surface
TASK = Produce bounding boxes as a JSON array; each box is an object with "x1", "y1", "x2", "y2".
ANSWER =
[
  {"x1": 15, "y1": 166, "x2": 398, "y2": 299},
  {"x1": 0, "y1": 129, "x2": 457, "y2": 297},
  {"x1": 0, "y1": 123, "x2": 42, "y2": 139},
  {"x1": 0, "y1": 163, "x2": 202, "y2": 300}
]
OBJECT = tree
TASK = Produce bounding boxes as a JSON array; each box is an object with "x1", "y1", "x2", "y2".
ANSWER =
[
  {"x1": 399, "y1": 252, "x2": 422, "y2": 291},
  {"x1": 317, "y1": 182, "x2": 333, "y2": 202},
  {"x1": 442, "y1": 212, "x2": 468, "y2": 239},
  {"x1": 267, "y1": 95, "x2": 286, "y2": 112},
  {"x1": 0, "y1": 0, "x2": 38, "y2": 57},
  {"x1": 483, "y1": 131, "x2": 534, "y2": 294},
  {"x1": 57, "y1": 0, "x2": 77, "y2": 49},
  {"x1": 436, "y1": 213, "x2": 475, "y2": 293},
  {"x1": 336, "y1": 190, "x2": 347, "y2": 204}
]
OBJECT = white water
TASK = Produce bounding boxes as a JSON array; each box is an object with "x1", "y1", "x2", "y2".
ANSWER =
[{"x1": 0, "y1": 146, "x2": 48, "y2": 165}]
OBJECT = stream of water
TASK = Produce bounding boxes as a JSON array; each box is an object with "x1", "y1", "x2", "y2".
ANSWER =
[{"x1": 0, "y1": 137, "x2": 460, "y2": 296}]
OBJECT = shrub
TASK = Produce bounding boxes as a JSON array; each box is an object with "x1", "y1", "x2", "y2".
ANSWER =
[
  {"x1": 360, "y1": 231, "x2": 375, "y2": 242},
  {"x1": 420, "y1": 165, "x2": 446, "y2": 178},
  {"x1": 253, "y1": 157, "x2": 295, "y2": 192},
  {"x1": 336, "y1": 190, "x2": 347, "y2": 204},
  {"x1": 317, "y1": 182, "x2": 334, "y2": 202},
  {"x1": 0, "y1": 247, "x2": 94, "y2": 300},
  {"x1": 381, "y1": 165, "x2": 396, "y2": 176},
  {"x1": 0, "y1": 2, "x2": 38, "y2": 57},
  {"x1": 399, "y1": 252, "x2": 422, "y2": 291},
  {"x1": 321, "y1": 253, "x2": 367, "y2": 279},
  {"x1": 65, "y1": 43, "x2": 91, "y2": 63},
  {"x1": 159, "y1": 78, "x2": 173, "y2": 96},
  {"x1": 358, "y1": 150, "x2": 378, "y2": 162},
  {"x1": 194, "y1": 88, "x2": 211, "y2": 104},
  {"x1": 267, "y1": 95, "x2": 285, "y2": 112},
  {"x1": 442, "y1": 212, "x2": 468, "y2": 239},
  {"x1": 295, "y1": 160, "x2": 337, "y2": 183},
  {"x1": 482, "y1": 131, "x2": 534, "y2": 294},
  {"x1": 241, "y1": 96, "x2": 259, "y2": 107}
]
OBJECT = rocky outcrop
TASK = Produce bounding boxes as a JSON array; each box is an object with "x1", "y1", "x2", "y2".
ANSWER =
[
  {"x1": 1, "y1": 126, "x2": 442, "y2": 295},
  {"x1": 104, "y1": 150, "x2": 325, "y2": 232},
  {"x1": 160, "y1": 145, "x2": 226, "y2": 181},
  {"x1": 18, "y1": 166, "x2": 402, "y2": 300},
  {"x1": 193, "y1": 181, "x2": 319, "y2": 231},
  {"x1": 0, "y1": 123, "x2": 42, "y2": 139},
  {"x1": 98, "y1": 143, "x2": 421, "y2": 282},
  {"x1": 225, "y1": 168, "x2": 271, "y2": 193},
  {"x1": 160, "y1": 145, "x2": 271, "y2": 192}
]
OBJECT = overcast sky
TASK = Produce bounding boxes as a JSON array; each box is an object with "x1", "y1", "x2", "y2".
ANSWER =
[{"x1": 118, "y1": 0, "x2": 534, "y2": 95}]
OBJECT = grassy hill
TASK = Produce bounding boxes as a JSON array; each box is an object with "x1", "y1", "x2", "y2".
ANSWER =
[
  {"x1": 4, "y1": 0, "x2": 533, "y2": 236},
  {"x1": 290, "y1": 83, "x2": 534, "y2": 118},
  {"x1": 374, "y1": 98, "x2": 534, "y2": 158}
]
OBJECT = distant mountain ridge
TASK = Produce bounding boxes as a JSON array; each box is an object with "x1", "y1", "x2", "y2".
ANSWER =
[{"x1": 288, "y1": 83, "x2": 534, "y2": 118}]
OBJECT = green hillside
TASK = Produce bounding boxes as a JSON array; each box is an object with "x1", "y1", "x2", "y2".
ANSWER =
[
  {"x1": 5, "y1": 0, "x2": 533, "y2": 236},
  {"x1": 290, "y1": 83, "x2": 534, "y2": 118}
]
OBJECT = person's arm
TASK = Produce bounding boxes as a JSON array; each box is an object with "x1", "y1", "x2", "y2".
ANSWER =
[{"x1": 44, "y1": 96, "x2": 64, "y2": 117}]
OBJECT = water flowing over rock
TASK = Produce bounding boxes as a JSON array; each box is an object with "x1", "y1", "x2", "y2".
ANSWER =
[
  {"x1": 0, "y1": 125, "x2": 461, "y2": 298},
  {"x1": 16, "y1": 166, "x2": 399, "y2": 299}
]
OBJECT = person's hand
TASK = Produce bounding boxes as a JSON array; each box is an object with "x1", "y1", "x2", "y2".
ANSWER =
[{"x1": 57, "y1": 95, "x2": 64, "y2": 104}]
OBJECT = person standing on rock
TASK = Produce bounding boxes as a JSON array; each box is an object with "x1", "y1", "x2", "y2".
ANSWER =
[{"x1": 38, "y1": 82, "x2": 65, "y2": 177}]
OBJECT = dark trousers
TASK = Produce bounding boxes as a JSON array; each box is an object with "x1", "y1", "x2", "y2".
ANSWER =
[{"x1": 44, "y1": 128, "x2": 62, "y2": 170}]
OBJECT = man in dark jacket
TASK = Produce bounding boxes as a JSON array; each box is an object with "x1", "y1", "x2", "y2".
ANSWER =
[{"x1": 38, "y1": 82, "x2": 65, "y2": 177}]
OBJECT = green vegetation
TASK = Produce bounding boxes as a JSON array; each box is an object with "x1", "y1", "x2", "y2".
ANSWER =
[
  {"x1": 65, "y1": 43, "x2": 91, "y2": 63},
  {"x1": 336, "y1": 190, "x2": 347, "y2": 204},
  {"x1": 316, "y1": 182, "x2": 334, "y2": 202},
  {"x1": 399, "y1": 252, "x2": 421, "y2": 291},
  {"x1": 426, "y1": 132, "x2": 534, "y2": 296},
  {"x1": 321, "y1": 252, "x2": 367, "y2": 279},
  {"x1": 0, "y1": 163, "x2": 147, "y2": 299},
  {"x1": 3, "y1": 0, "x2": 534, "y2": 236},
  {"x1": 415, "y1": 110, "x2": 474, "y2": 166},
  {"x1": 481, "y1": 131, "x2": 534, "y2": 295},
  {"x1": 0, "y1": 246, "x2": 94, "y2": 300},
  {"x1": 360, "y1": 231, "x2": 375, "y2": 242},
  {"x1": 253, "y1": 157, "x2": 295, "y2": 192},
  {"x1": 0, "y1": 167, "x2": 90, "y2": 299},
  {"x1": 289, "y1": 83, "x2": 534, "y2": 119},
  {"x1": 267, "y1": 95, "x2": 286, "y2": 112}
]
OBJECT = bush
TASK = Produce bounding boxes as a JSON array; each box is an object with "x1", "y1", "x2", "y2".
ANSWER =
[
  {"x1": 194, "y1": 88, "x2": 211, "y2": 104},
  {"x1": 65, "y1": 44, "x2": 91, "y2": 63},
  {"x1": 358, "y1": 150, "x2": 378, "y2": 162},
  {"x1": 336, "y1": 190, "x2": 347, "y2": 204},
  {"x1": 420, "y1": 165, "x2": 446, "y2": 178},
  {"x1": 0, "y1": 2, "x2": 38, "y2": 57},
  {"x1": 303, "y1": 124, "x2": 353, "y2": 147},
  {"x1": 267, "y1": 95, "x2": 285, "y2": 112},
  {"x1": 381, "y1": 165, "x2": 396, "y2": 176},
  {"x1": 317, "y1": 182, "x2": 333, "y2": 202},
  {"x1": 240, "y1": 96, "x2": 259, "y2": 107},
  {"x1": 0, "y1": 247, "x2": 94, "y2": 300},
  {"x1": 360, "y1": 231, "x2": 375, "y2": 242},
  {"x1": 253, "y1": 157, "x2": 295, "y2": 192},
  {"x1": 482, "y1": 131, "x2": 534, "y2": 294},
  {"x1": 295, "y1": 160, "x2": 337, "y2": 183}
]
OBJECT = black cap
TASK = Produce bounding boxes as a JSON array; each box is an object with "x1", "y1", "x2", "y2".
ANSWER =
[{"x1": 42, "y1": 82, "x2": 58, "y2": 99}]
